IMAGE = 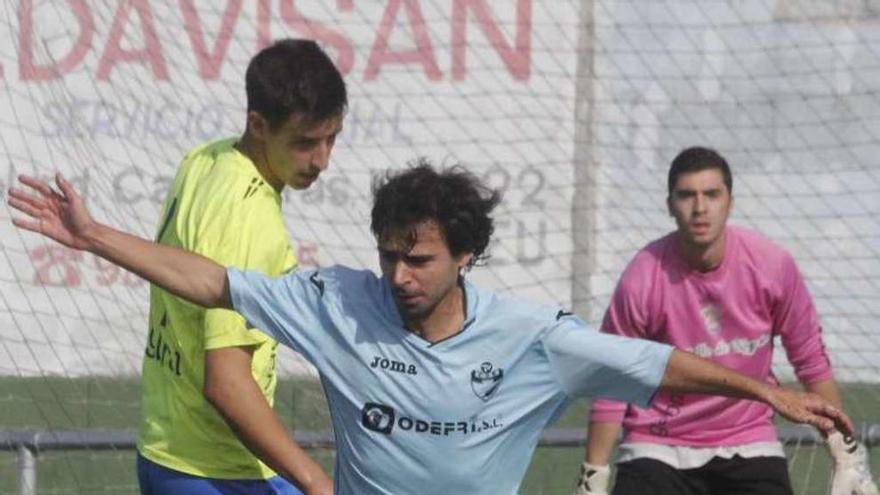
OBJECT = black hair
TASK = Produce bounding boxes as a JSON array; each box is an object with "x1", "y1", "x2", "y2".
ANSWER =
[
  {"x1": 667, "y1": 146, "x2": 733, "y2": 196},
  {"x1": 371, "y1": 158, "x2": 501, "y2": 270},
  {"x1": 245, "y1": 38, "x2": 347, "y2": 130}
]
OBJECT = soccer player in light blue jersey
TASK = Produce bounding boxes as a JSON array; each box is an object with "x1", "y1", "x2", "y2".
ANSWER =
[{"x1": 10, "y1": 160, "x2": 853, "y2": 494}]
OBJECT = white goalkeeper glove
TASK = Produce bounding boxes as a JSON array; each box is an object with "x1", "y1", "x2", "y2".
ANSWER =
[
  {"x1": 828, "y1": 431, "x2": 879, "y2": 495},
  {"x1": 573, "y1": 462, "x2": 611, "y2": 495}
]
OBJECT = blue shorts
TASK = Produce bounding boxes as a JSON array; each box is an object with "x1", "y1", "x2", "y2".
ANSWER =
[{"x1": 137, "y1": 453, "x2": 304, "y2": 495}]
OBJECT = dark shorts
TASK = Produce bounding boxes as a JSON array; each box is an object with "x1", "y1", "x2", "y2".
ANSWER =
[
  {"x1": 612, "y1": 456, "x2": 793, "y2": 495},
  {"x1": 137, "y1": 453, "x2": 304, "y2": 495}
]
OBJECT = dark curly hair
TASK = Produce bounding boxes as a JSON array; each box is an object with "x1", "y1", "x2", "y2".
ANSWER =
[
  {"x1": 371, "y1": 159, "x2": 501, "y2": 270},
  {"x1": 245, "y1": 38, "x2": 347, "y2": 130}
]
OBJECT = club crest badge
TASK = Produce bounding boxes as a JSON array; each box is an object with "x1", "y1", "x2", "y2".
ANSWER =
[
  {"x1": 470, "y1": 361, "x2": 503, "y2": 401},
  {"x1": 700, "y1": 303, "x2": 722, "y2": 334}
]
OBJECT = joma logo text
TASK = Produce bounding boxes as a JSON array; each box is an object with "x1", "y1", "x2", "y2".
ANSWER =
[{"x1": 370, "y1": 356, "x2": 418, "y2": 375}]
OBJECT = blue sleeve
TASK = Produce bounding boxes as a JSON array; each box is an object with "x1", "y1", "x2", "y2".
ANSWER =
[
  {"x1": 226, "y1": 267, "x2": 328, "y2": 367},
  {"x1": 541, "y1": 315, "x2": 674, "y2": 406}
]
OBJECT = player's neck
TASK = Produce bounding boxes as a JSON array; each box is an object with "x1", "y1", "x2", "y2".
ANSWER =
[
  {"x1": 679, "y1": 232, "x2": 726, "y2": 272},
  {"x1": 406, "y1": 285, "x2": 466, "y2": 343},
  {"x1": 235, "y1": 135, "x2": 283, "y2": 192}
]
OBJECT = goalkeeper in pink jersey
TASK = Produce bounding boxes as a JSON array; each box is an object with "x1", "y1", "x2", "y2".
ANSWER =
[{"x1": 573, "y1": 147, "x2": 878, "y2": 495}]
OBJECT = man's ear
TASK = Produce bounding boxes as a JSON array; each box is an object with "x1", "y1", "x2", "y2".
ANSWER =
[
  {"x1": 246, "y1": 111, "x2": 269, "y2": 142},
  {"x1": 666, "y1": 195, "x2": 674, "y2": 217},
  {"x1": 457, "y1": 252, "x2": 474, "y2": 271}
]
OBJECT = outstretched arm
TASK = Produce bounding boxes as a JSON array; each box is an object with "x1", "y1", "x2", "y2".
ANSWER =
[
  {"x1": 662, "y1": 349, "x2": 853, "y2": 436},
  {"x1": 9, "y1": 174, "x2": 230, "y2": 309}
]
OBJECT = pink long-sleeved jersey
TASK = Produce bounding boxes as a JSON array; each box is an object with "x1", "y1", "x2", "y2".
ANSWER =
[{"x1": 590, "y1": 226, "x2": 833, "y2": 446}]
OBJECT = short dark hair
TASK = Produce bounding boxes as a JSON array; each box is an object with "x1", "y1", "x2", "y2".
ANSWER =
[
  {"x1": 245, "y1": 39, "x2": 347, "y2": 130},
  {"x1": 667, "y1": 146, "x2": 733, "y2": 196},
  {"x1": 370, "y1": 159, "x2": 501, "y2": 269}
]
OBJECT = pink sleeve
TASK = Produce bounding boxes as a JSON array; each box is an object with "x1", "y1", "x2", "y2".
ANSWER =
[
  {"x1": 775, "y1": 252, "x2": 834, "y2": 384},
  {"x1": 590, "y1": 266, "x2": 649, "y2": 423}
]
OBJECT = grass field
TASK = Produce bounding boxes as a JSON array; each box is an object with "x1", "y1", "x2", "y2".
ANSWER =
[{"x1": 2, "y1": 378, "x2": 879, "y2": 494}]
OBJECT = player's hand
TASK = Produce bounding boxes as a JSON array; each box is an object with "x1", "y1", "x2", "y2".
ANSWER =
[
  {"x1": 767, "y1": 387, "x2": 853, "y2": 437},
  {"x1": 828, "y1": 431, "x2": 879, "y2": 495},
  {"x1": 8, "y1": 173, "x2": 97, "y2": 251},
  {"x1": 573, "y1": 462, "x2": 610, "y2": 495}
]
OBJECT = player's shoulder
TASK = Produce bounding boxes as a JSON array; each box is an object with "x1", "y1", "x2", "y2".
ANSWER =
[
  {"x1": 728, "y1": 225, "x2": 794, "y2": 265},
  {"x1": 615, "y1": 232, "x2": 676, "y2": 287},
  {"x1": 309, "y1": 265, "x2": 379, "y2": 284},
  {"x1": 180, "y1": 138, "x2": 274, "y2": 203},
  {"x1": 471, "y1": 285, "x2": 577, "y2": 335},
  {"x1": 177, "y1": 140, "x2": 283, "y2": 231},
  {"x1": 638, "y1": 231, "x2": 678, "y2": 259},
  {"x1": 300, "y1": 265, "x2": 384, "y2": 298},
  {"x1": 181, "y1": 138, "x2": 237, "y2": 172}
]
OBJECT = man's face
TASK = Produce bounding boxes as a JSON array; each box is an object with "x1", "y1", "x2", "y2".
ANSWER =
[
  {"x1": 258, "y1": 113, "x2": 343, "y2": 190},
  {"x1": 378, "y1": 221, "x2": 472, "y2": 322},
  {"x1": 667, "y1": 168, "x2": 733, "y2": 249}
]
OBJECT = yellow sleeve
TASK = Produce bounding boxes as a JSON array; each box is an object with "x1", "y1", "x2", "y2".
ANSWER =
[
  {"x1": 203, "y1": 309, "x2": 265, "y2": 350},
  {"x1": 184, "y1": 178, "x2": 296, "y2": 351}
]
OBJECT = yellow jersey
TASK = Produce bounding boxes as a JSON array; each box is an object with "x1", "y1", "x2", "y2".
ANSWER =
[{"x1": 137, "y1": 138, "x2": 296, "y2": 479}]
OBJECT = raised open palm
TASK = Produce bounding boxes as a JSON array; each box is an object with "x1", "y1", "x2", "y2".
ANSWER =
[{"x1": 8, "y1": 173, "x2": 97, "y2": 251}]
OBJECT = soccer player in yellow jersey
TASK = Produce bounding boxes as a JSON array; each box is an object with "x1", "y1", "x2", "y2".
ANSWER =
[{"x1": 135, "y1": 39, "x2": 345, "y2": 495}]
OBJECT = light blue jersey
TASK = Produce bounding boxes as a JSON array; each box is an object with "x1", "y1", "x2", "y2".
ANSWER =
[{"x1": 228, "y1": 266, "x2": 673, "y2": 495}]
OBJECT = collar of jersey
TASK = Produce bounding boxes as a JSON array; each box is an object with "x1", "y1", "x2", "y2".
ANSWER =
[
  {"x1": 671, "y1": 226, "x2": 734, "y2": 281},
  {"x1": 382, "y1": 276, "x2": 479, "y2": 347},
  {"x1": 226, "y1": 138, "x2": 283, "y2": 202}
]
